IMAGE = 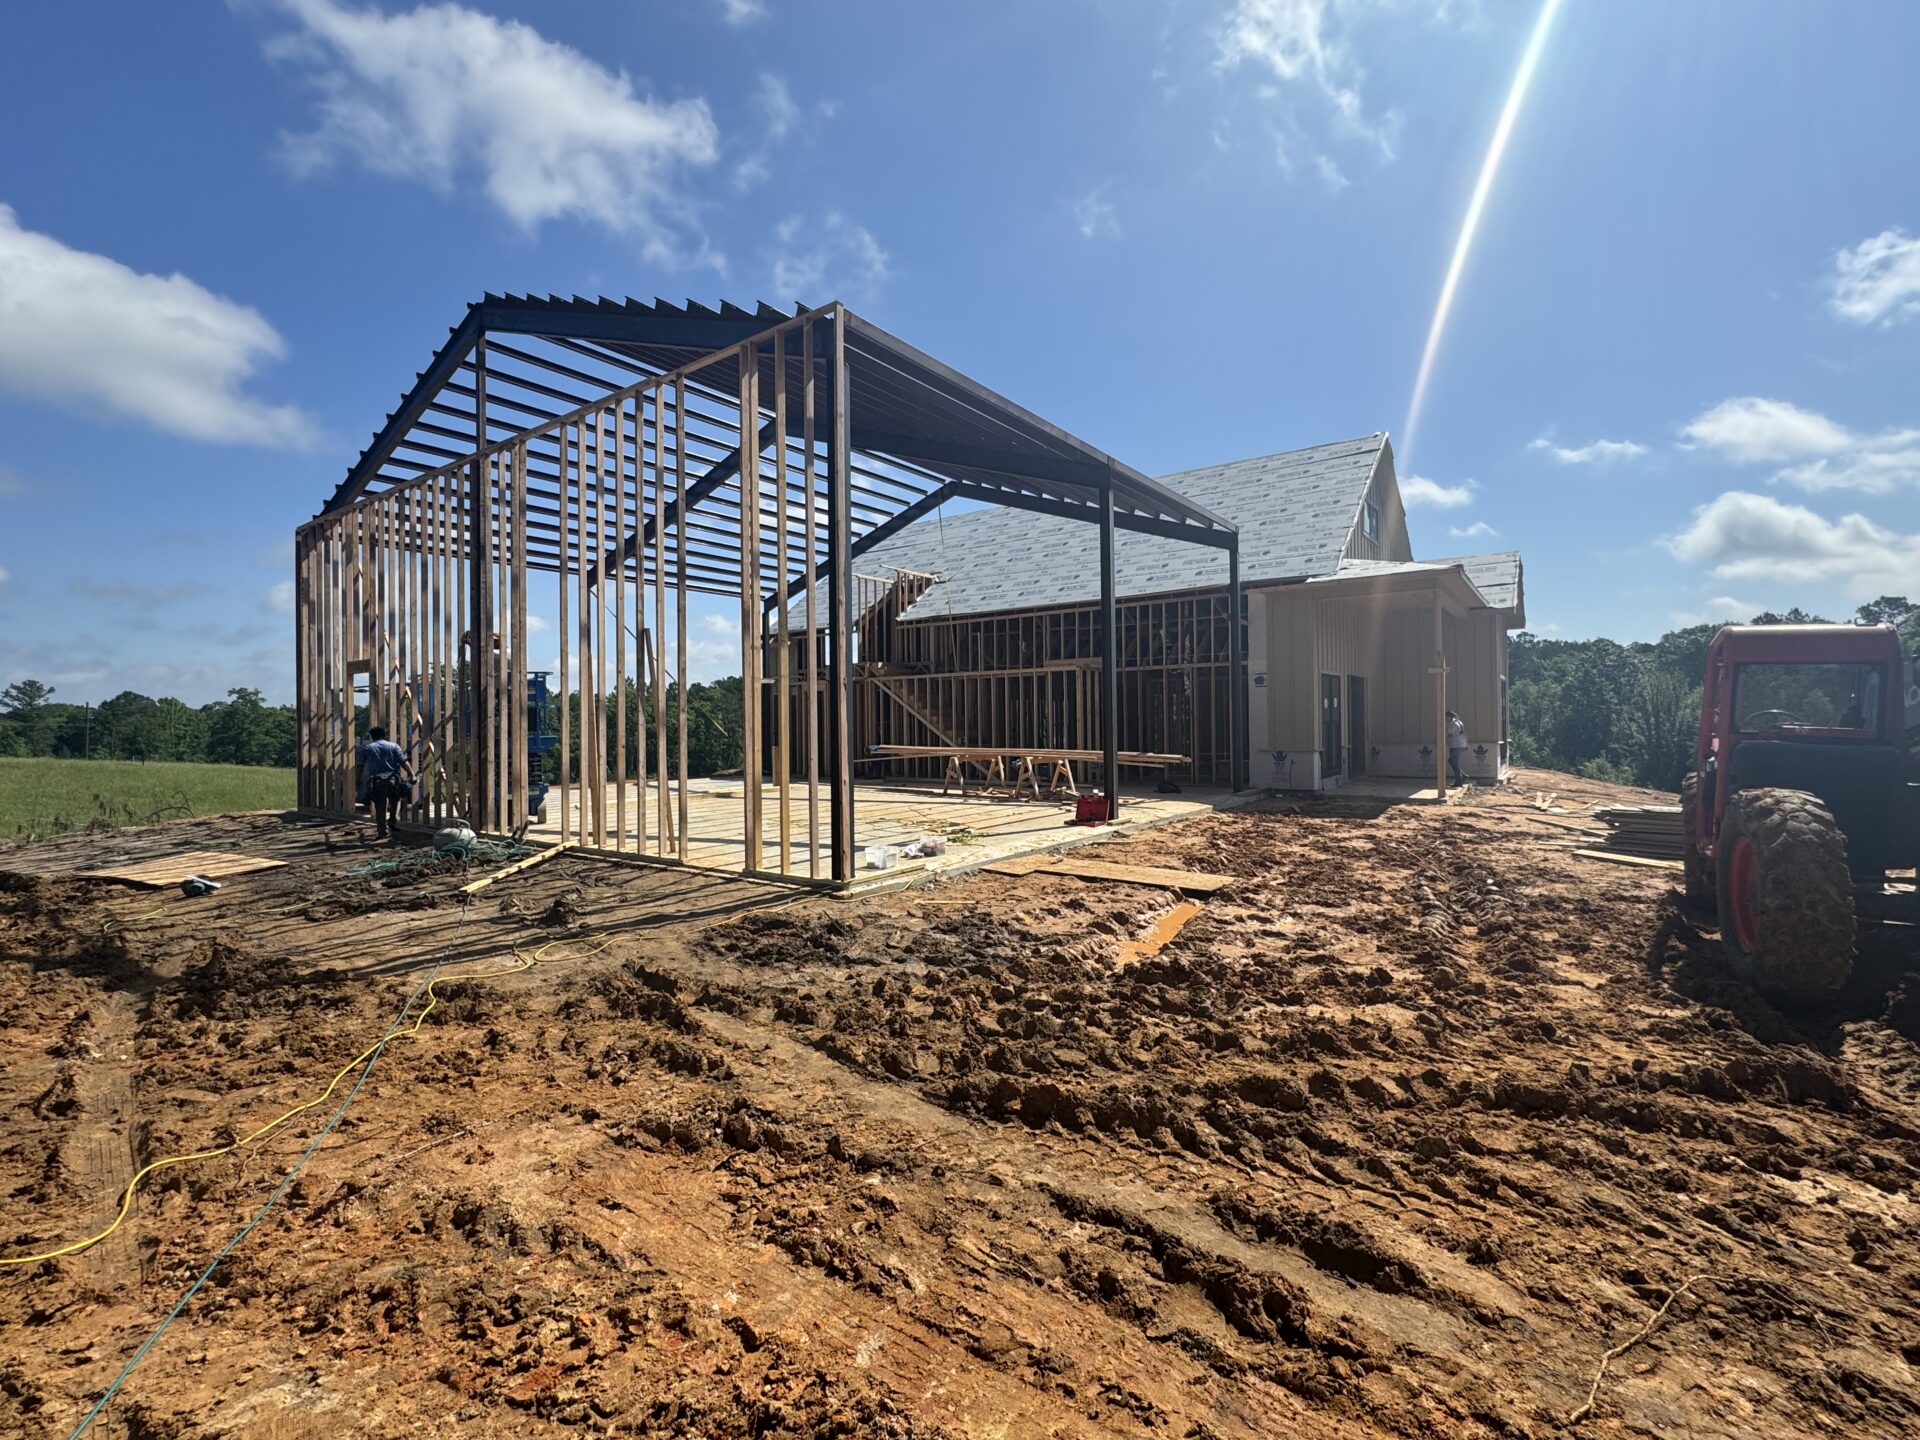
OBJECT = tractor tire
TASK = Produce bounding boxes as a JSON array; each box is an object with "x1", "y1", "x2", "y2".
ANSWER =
[
  {"x1": 1716, "y1": 787, "x2": 1854, "y2": 1003},
  {"x1": 1678, "y1": 771, "x2": 1713, "y2": 909}
]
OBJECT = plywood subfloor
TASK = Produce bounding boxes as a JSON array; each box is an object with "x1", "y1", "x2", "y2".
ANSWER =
[
  {"x1": 75, "y1": 850, "x2": 287, "y2": 887},
  {"x1": 526, "y1": 778, "x2": 1241, "y2": 886}
]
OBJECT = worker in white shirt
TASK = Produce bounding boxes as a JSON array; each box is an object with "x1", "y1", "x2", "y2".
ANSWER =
[{"x1": 1445, "y1": 710, "x2": 1469, "y2": 786}]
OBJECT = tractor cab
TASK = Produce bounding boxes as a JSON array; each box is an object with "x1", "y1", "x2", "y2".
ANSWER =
[{"x1": 1682, "y1": 623, "x2": 1919, "y2": 1001}]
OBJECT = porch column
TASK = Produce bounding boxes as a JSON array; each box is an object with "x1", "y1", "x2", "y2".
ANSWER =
[
  {"x1": 1228, "y1": 539, "x2": 1244, "y2": 792},
  {"x1": 1100, "y1": 468, "x2": 1120, "y2": 819}
]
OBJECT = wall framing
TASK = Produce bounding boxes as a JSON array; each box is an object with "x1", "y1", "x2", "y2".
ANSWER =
[{"x1": 296, "y1": 299, "x2": 1244, "y2": 885}]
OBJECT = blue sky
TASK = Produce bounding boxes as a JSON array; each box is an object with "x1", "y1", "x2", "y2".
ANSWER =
[{"x1": 1, "y1": 0, "x2": 1917, "y2": 705}]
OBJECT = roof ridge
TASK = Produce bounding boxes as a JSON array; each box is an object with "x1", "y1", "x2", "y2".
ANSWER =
[{"x1": 1153, "y1": 432, "x2": 1387, "y2": 484}]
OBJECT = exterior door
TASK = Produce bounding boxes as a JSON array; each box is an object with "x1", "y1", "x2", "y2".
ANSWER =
[
  {"x1": 1347, "y1": 676, "x2": 1367, "y2": 776},
  {"x1": 1319, "y1": 674, "x2": 1343, "y2": 779}
]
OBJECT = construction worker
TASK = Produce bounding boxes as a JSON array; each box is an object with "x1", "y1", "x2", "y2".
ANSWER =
[
  {"x1": 1446, "y1": 709, "x2": 1469, "y2": 785},
  {"x1": 361, "y1": 726, "x2": 413, "y2": 841}
]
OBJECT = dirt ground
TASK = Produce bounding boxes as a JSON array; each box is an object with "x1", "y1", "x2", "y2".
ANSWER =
[{"x1": 2, "y1": 768, "x2": 1916, "y2": 1438}]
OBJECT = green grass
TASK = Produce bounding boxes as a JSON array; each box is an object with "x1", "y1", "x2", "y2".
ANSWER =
[{"x1": 0, "y1": 756, "x2": 296, "y2": 842}]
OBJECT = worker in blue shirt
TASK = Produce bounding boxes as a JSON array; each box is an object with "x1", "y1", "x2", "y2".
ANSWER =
[{"x1": 361, "y1": 726, "x2": 413, "y2": 841}]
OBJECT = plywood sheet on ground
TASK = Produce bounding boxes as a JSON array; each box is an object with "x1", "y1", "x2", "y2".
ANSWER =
[
  {"x1": 1571, "y1": 848, "x2": 1683, "y2": 871},
  {"x1": 75, "y1": 850, "x2": 288, "y2": 887}
]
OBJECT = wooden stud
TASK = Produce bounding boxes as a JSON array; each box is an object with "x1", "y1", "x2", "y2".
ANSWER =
[
  {"x1": 557, "y1": 422, "x2": 571, "y2": 843},
  {"x1": 675, "y1": 378, "x2": 690, "y2": 863},
  {"x1": 614, "y1": 397, "x2": 628, "y2": 852},
  {"x1": 773, "y1": 328, "x2": 792, "y2": 874},
  {"x1": 738, "y1": 342, "x2": 762, "y2": 872},
  {"x1": 514, "y1": 442, "x2": 530, "y2": 835},
  {"x1": 652, "y1": 384, "x2": 670, "y2": 854}
]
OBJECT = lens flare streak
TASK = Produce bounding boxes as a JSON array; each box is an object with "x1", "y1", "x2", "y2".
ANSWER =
[{"x1": 1403, "y1": 0, "x2": 1566, "y2": 464}]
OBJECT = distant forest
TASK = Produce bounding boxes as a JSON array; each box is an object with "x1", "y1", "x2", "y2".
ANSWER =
[
  {"x1": 1509, "y1": 596, "x2": 1918, "y2": 793},
  {"x1": 4, "y1": 600, "x2": 1913, "y2": 794},
  {"x1": 0, "y1": 676, "x2": 750, "y2": 780}
]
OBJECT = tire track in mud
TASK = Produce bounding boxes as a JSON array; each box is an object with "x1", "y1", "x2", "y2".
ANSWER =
[
  {"x1": 6, "y1": 788, "x2": 1919, "y2": 1438},
  {"x1": 678, "y1": 798, "x2": 1920, "y2": 1437}
]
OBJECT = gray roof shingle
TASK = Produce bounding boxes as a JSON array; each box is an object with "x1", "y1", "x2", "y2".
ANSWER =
[{"x1": 820, "y1": 433, "x2": 1390, "y2": 625}]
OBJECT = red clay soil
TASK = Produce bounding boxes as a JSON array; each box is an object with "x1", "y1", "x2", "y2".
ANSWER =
[{"x1": 1, "y1": 770, "x2": 1916, "y2": 1438}]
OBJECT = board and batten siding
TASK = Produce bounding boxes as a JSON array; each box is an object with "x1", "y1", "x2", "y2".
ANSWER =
[
  {"x1": 1253, "y1": 582, "x2": 1511, "y2": 786},
  {"x1": 1341, "y1": 449, "x2": 1414, "y2": 564}
]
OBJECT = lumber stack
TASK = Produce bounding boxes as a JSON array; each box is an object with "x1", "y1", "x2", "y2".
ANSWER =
[{"x1": 1592, "y1": 805, "x2": 1684, "y2": 860}]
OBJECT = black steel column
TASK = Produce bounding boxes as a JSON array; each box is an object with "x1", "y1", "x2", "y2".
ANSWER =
[
  {"x1": 826, "y1": 312, "x2": 856, "y2": 882},
  {"x1": 1228, "y1": 539, "x2": 1244, "y2": 792},
  {"x1": 1100, "y1": 468, "x2": 1120, "y2": 820}
]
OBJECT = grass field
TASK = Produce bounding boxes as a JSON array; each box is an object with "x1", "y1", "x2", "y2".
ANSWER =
[{"x1": 0, "y1": 757, "x2": 295, "y2": 841}]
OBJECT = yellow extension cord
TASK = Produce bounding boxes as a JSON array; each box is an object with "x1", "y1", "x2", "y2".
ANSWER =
[{"x1": 2, "y1": 931, "x2": 614, "y2": 1270}]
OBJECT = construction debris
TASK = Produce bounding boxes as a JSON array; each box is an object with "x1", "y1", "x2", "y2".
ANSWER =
[{"x1": 1592, "y1": 803, "x2": 1685, "y2": 859}]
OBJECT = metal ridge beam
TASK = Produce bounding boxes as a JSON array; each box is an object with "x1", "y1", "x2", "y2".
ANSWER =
[
  {"x1": 851, "y1": 429, "x2": 1108, "y2": 492},
  {"x1": 322, "y1": 306, "x2": 483, "y2": 515}
]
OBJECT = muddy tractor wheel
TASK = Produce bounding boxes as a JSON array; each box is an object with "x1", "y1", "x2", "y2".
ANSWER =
[
  {"x1": 1678, "y1": 770, "x2": 1712, "y2": 909},
  {"x1": 1716, "y1": 787, "x2": 1854, "y2": 1002}
]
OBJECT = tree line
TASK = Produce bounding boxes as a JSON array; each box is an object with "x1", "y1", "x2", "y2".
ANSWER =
[
  {"x1": 1509, "y1": 596, "x2": 1918, "y2": 793},
  {"x1": 0, "y1": 675, "x2": 752, "y2": 779},
  {"x1": 9, "y1": 598, "x2": 1914, "y2": 792},
  {"x1": 0, "y1": 682, "x2": 296, "y2": 767}
]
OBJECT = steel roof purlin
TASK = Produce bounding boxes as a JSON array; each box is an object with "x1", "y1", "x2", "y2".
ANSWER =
[{"x1": 317, "y1": 297, "x2": 1238, "y2": 563}]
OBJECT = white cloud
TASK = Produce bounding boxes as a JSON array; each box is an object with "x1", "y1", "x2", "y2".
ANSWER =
[
  {"x1": 1829, "y1": 228, "x2": 1920, "y2": 326},
  {"x1": 1216, "y1": 0, "x2": 1418, "y2": 170},
  {"x1": 1680, "y1": 397, "x2": 1854, "y2": 463},
  {"x1": 270, "y1": 0, "x2": 720, "y2": 262},
  {"x1": 267, "y1": 580, "x2": 296, "y2": 614},
  {"x1": 1312, "y1": 153, "x2": 1349, "y2": 191},
  {"x1": 732, "y1": 73, "x2": 833, "y2": 192},
  {"x1": 1400, "y1": 473, "x2": 1474, "y2": 508},
  {"x1": 1448, "y1": 520, "x2": 1496, "y2": 538},
  {"x1": 686, "y1": 609, "x2": 741, "y2": 682},
  {"x1": 769, "y1": 212, "x2": 889, "y2": 304},
  {"x1": 526, "y1": 613, "x2": 551, "y2": 634},
  {"x1": 0, "y1": 564, "x2": 10, "y2": 585},
  {"x1": 717, "y1": 0, "x2": 767, "y2": 26},
  {"x1": 1679, "y1": 395, "x2": 1920, "y2": 494},
  {"x1": 1073, "y1": 187, "x2": 1121, "y2": 239},
  {"x1": 1528, "y1": 435, "x2": 1646, "y2": 465},
  {"x1": 756, "y1": 73, "x2": 799, "y2": 142},
  {"x1": 0, "y1": 206, "x2": 314, "y2": 447},
  {"x1": 1670, "y1": 595, "x2": 1760, "y2": 628},
  {"x1": 1663, "y1": 490, "x2": 1919, "y2": 596},
  {"x1": 1771, "y1": 447, "x2": 1920, "y2": 495}
]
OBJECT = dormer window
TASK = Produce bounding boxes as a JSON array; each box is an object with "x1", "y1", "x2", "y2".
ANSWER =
[{"x1": 1362, "y1": 499, "x2": 1381, "y2": 543}]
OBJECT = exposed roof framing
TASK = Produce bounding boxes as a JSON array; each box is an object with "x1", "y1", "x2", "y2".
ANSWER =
[{"x1": 315, "y1": 297, "x2": 1236, "y2": 598}]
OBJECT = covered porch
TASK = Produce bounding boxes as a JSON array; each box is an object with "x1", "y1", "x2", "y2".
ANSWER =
[{"x1": 1247, "y1": 562, "x2": 1514, "y2": 793}]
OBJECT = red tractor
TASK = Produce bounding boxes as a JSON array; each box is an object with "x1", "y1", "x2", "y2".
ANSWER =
[{"x1": 1681, "y1": 623, "x2": 1920, "y2": 1002}]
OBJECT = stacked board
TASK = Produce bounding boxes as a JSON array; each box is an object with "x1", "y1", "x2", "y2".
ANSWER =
[{"x1": 1592, "y1": 805, "x2": 1684, "y2": 860}]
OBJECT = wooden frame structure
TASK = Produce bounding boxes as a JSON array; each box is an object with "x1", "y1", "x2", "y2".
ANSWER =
[{"x1": 295, "y1": 298, "x2": 1242, "y2": 885}]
